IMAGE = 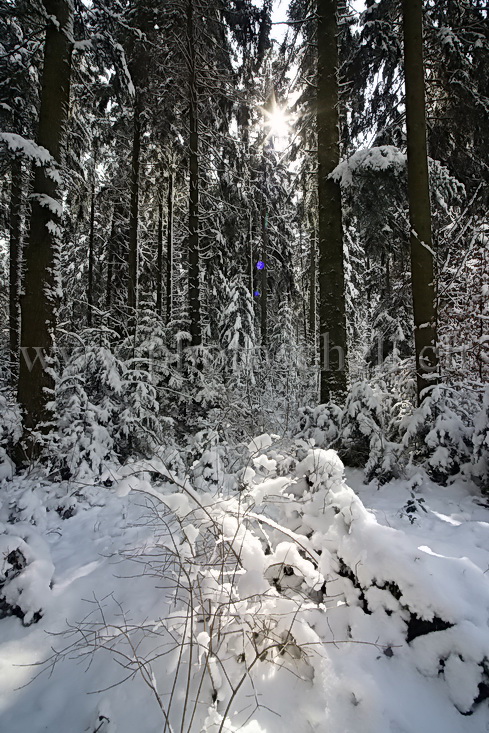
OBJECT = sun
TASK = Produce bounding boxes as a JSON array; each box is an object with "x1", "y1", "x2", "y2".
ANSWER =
[
  {"x1": 264, "y1": 103, "x2": 291, "y2": 139},
  {"x1": 261, "y1": 94, "x2": 293, "y2": 145}
]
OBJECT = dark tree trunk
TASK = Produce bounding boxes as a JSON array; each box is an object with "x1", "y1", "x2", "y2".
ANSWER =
[
  {"x1": 248, "y1": 212, "x2": 254, "y2": 296},
  {"x1": 156, "y1": 189, "x2": 164, "y2": 316},
  {"x1": 17, "y1": 0, "x2": 73, "y2": 445},
  {"x1": 166, "y1": 169, "x2": 174, "y2": 324},
  {"x1": 259, "y1": 90, "x2": 276, "y2": 349},
  {"x1": 187, "y1": 0, "x2": 201, "y2": 346},
  {"x1": 402, "y1": 0, "x2": 438, "y2": 403},
  {"x1": 128, "y1": 97, "x2": 141, "y2": 318},
  {"x1": 317, "y1": 0, "x2": 347, "y2": 403},
  {"x1": 87, "y1": 182, "x2": 96, "y2": 326},
  {"x1": 309, "y1": 231, "x2": 316, "y2": 346},
  {"x1": 106, "y1": 205, "x2": 117, "y2": 310},
  {"x1": 260, "y1": 188, "x2": 268, "y2": 347},
  {"x1": 9, "y1": 158, "x2": 22, "y2": 383}
]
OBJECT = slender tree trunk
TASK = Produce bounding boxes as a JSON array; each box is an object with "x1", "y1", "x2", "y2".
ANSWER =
[
  {"x1": 106, "y1": 205, "x2": 116, "y2": 310},
  {"x1": 299, "y1": 217, "x2": 306, "y2": 341},
  {"x1": 106, "y1": 201, "x2": 125, "y2": 315},
  {"x1": 402, "y1": 0, "x2": 438, "y2": 403},
  {"x1": 156, "y1": 189, "x2": 164, "y2": 316},
  {"x1": 248, "y1": 211, "x2": 254, "y2": 295},
  {"x1": 479, "y1": 243, "x2": 486, "y2": 382},
  {"x1": 187, "y1": 0, "x2": 201, "y2": 346},
  {"x1": 128, "y1": 97, "x2": 141, "y2": 318},
  {"x1": 260, "y1": 171, "x2": 268, "y2": 347},
  {"x1": 259, "y1": 89, "x2": 276, "y2": 349},
  {"x1": 87, "y1": 181, "x2": 96, "y2": 326},
  {"x1": 9, "y1": 158, "x2": 22, "y2": 383},
  {"x1": 166, "y1": 168, "x2": 174, "y2": 323},
  {"x1": 17, "y1": 0, "x2": 73, "y2": 444},
  {"x1": 317, "y1": 0, "x2": 347, "y2": 403},
  {"x1": 309, "y1": 230, "x2": 317, "y2": 345}
]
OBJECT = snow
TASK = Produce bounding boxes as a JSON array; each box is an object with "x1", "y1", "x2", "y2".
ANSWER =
[
  {"x1": 332, "y1": 146, "x2": 407, "y2": 187},
  {"x1": 0, "y1": 448, "x2": 489, "y2": 732},
  {"x1": 0, "y1": 132, "x2": 53, "y2": 165},
  {"x1": 31, "y1": 193, "x2": 63, "y2": 218},
  {"x1": 0, "y1": 525, "x2": 54, "y2": 625},
  {"x1": 0, "y1": 451, "x2": 14, "y2": 481}
]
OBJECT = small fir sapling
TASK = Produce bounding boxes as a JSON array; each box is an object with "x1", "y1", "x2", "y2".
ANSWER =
[
  {"x1": 341, "y1": 381, "x2": 401, "y2": 483},
  {"x1": 471, "y1": 385, "x2": 489, "y2": 495},
  {"x1": 49, "y1": 335, "x2": 161, "y2": 478},
  {"x1": 0, "y1": 391, "x2": 21, "y2": 478},
  {"x1": 218, "y1": 274, "x2": 255, "y2": 380},
  {"x1": 294, "y1": 403, "x2": 342, "y2": 449},
  {"x1": 402, "y1": 384, "x2": 472, "y2": 485}
]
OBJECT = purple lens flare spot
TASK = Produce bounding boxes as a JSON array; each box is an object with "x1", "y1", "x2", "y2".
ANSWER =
[{"x1": 256, "y1": 260, "x2": 265, "y2": 270}]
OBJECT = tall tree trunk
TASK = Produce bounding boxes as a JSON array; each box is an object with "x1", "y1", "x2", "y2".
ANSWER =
[
  {"x1": 187, "y1": 0, "x2": 201, "y2": 346},
  {"x1": 248, "y1": 211, "x2": 254, "y2": 296},
  {"x1": 106, "y1": 204, "x2": 117, "y2": 310},
  {"x1": 128, "y1": 97, "x2": 141, "y2": 318},
  {"x1": 259, "y1": 89, "x2": 277, "y2": 349},
  {"x1": 402, "y1": 0, "x2": 438, "y2": 403},
  {"x1": 17, "y1": 0, "x2": 73, "y2": 445},
  {"x1": 260, "y1": 167, "x2": 268, "y2": 348},
  {"x1": 87, "y1": 181, "x2": 96, "y2": 326},
  {"x1": 106, "y1": 202, "x2": 125, "y2": 314},
  {"x1": 166, "y1": 168, "x2": 174, "y2": 323},
  {"x1": 156, "y1": 188, "x2": 164, "y2": 316},
  {"x1": 317, "y1": 0, "x2": 347, "y2": 403},
  {"x1": 9, "y1": 158, "x2": 22, "y2": 383},
  {"x1": 309, "y1": 230, "x2": 317, "y2": 347}
]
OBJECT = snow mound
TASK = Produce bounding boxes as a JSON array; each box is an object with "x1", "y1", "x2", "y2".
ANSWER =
[{"x1": 0, "y1": 523, "x2": 54, "y2": 625}]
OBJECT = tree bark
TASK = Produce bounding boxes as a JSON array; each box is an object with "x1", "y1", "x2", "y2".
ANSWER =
[
  {"x1": 248, "y1": 211, "x2": 254, "y2": 296},
  {"x1": 317, "y1": 0, "x2": 347, "y2": 403},
  {"x1": 166, "y1": 168, "x2": 174, "y2": 324},
  {"x1": 106, "y1": 204, "x2": 117, "y2": 310},
  {"x1": 87, "y1": 181, "x2": 96, "y2": 326},
  {"x1": 156, "y1": 188, "x2": 164, "y2": 317},
  {"x1": 9, "y1": 158, "x2": 22, "y2": 383},
  {"x1": 260, "y1": 187, "x2": 268, "y2": 348},
  {"x1": 128, "y1": 96, "x2": 141, "y2": 318},
  {"x1": 402, "y1": 0, "x2": 438, "y2": 403},
  {"x1": 17, "y1": 0, "x2": 73, "y2": 443},
  {"x1": 309, "y1": 230, "x2": 316, "y2": 347},
  {"x1": 187, "y1": 0, "x2": 201, "y2": 346}
]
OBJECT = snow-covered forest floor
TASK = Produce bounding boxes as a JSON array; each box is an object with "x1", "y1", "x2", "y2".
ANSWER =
[{"x1": 1, "y1": 438, "x2": 489, "y2": 733}]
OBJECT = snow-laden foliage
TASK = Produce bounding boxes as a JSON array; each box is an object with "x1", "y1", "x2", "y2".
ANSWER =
[
  {"x1": 219, "y1": 274, "x2": 255, "y2": 380},
  {"x1": 48, "y1": 334, "x2": 161, "y2": 478},
  {"x1": 0, "y1": 522, "x2": 53, "y2": 625},
  {"x1": 99, "y1": 443, "x2": 489, "y2": 721},
  {"x1": 471, "y1": 386, "x2": 489, "y2": 495},
  {"x1": 341, "y1": 381, "x2": 401, "y2": 484},
  {"x1": 186, "y1": 428, "x2": 238, "y2": 492},
  {"x1": 293, "y1": 380, "x2": 484, "y2": 488},
  {"x1": 294, "y1": 402, "x2": 342, "y2": 448},
  {"x1": 0, "y1": 390, "x2": 21, "y2": 479},
  {"x1": 1, "y1": 436, "x2": 489, "y2": 731},
  {"x1": 331, "y1": 145, "x2": 406, "y2": 188},
  {"x1": 0, "y1": 390, "x2": 22, "y2": 446},
  {"x1": 402, "y1": 385, "x2": 473, "y2": 486}
]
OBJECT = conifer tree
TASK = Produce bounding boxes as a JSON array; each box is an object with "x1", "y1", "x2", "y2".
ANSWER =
[
  {"x1": 317, "y1": 0, "x2": 347, "y2": 402},
  {"x1": 402, "y1": 0, "x2": 438, "y2": 403},
  {"x1": 187, "y1": 0, "x2": 201, "y2": 347},
  {"x1": 9, "y1": 158, "x2": 22, "y2": 381},
  {"x1": 17, "y1": 0, "x2": 73, "y2": 448}
]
